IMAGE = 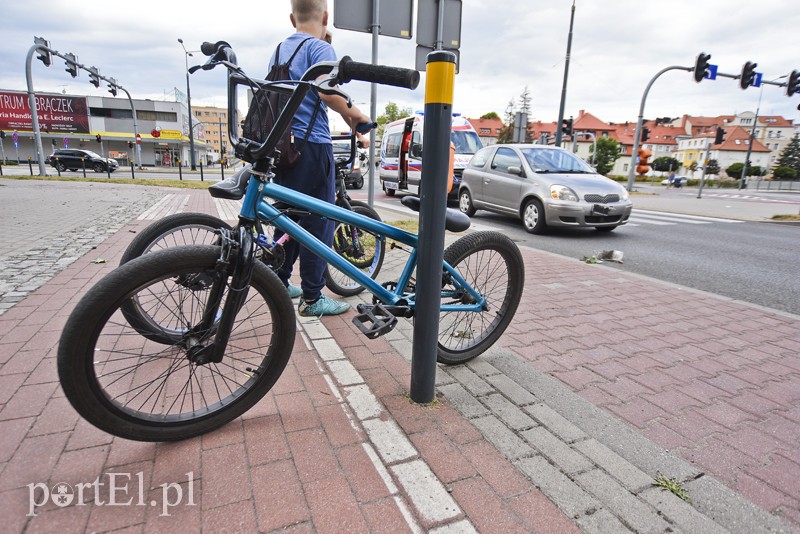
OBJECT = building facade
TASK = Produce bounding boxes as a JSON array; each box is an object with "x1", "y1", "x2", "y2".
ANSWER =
[
  {"x1": 192, "y1": 105, "x2": 231, "y2": 164},
  {"x1": 0, "y1": 88, "x2": 208, "y2": 167}
]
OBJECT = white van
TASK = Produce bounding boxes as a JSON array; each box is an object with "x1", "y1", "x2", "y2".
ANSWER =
[{"x1": 379, "y1": 112, "x2": 483, "y2": 200}]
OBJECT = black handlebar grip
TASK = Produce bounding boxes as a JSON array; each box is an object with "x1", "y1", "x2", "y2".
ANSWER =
[{"x1": 338, "y1": 56, "x2": 420, "y2": 90}]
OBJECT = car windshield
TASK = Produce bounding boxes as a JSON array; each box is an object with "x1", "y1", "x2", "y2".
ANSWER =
[
  {"x1": 81, "y1": 151, "x2": 104, "y2": 159},
  {"x1": 520, "y1": 147, "x2": 594, "y2": 174},
  {"x1": 451, "y1": 130, "x2": 482, "y2": 155}
]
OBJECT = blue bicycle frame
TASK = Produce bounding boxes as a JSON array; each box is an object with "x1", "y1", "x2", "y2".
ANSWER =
[{"x1": 238, "y1": 175, "x2": 486, "y2": 313}]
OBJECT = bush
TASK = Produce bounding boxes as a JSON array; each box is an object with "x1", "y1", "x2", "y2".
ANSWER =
[{"x1": 772, "y1": 166, "x2": 798, "y2": 180}]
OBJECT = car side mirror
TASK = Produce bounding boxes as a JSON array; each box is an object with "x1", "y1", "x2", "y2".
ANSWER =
[
  {"x1": 410, "y1": 144, "x2": 422, "y2": 159},
  {"x1": 507, "y1": 165, "x2": 523, "y2": 176}
]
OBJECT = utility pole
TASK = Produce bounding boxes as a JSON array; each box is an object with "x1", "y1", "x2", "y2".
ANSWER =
[{"x1": 555, "y1": 0, "x2": 575, "y2": 147}]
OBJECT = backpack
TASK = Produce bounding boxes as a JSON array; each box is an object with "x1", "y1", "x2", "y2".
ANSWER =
[{"x1": 242, "y1": 37, "x2": 320, "y2": 169}]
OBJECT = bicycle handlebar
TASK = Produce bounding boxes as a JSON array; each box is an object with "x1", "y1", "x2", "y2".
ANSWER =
[{"x1": 337, "y1": 56, "x2": 420, "y2": 90}]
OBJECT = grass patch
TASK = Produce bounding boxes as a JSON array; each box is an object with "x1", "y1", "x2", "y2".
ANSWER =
[
  {"x1": 0, "y1": 174, "x2": 213, "y2": 189},
  {"x1": 771, "y1": 214, "x2": 800, "y2": 221},
  {"x1": 653, "y1": 474, "x2": 691, "y2": 503}
]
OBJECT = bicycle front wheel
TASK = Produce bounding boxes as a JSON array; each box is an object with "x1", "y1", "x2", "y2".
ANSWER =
[
  {"x1": 121, "y1": 212, "x2": 231, "y2": 263},
  {"x1": 58, "y1": 245, "x2": 296, "y2": 442},
  {"x1": 324, "y1": 203, "x2": 385, "y2": 297},
  {"x1": 437, "y1": 231, "x2": 524, "y2": 365}
]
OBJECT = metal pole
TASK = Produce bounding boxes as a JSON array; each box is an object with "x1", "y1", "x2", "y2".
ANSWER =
[
  {"x1": 697, "y1": 139, "x2": 711, "y2": 198},
  {"x1": 555, "y1": 0, "x2": 576, "y2": 147},
  {"x1": 367, "y1": 0, "x2": 379, "y2": 209},
  {"x1": 25, "y1": 45, "x2": 48, "y2": 176},
  {"x1": 118, "y1": 86, "x2": 141, "y2": 170},
  {"x1": 626, "y1": 66, "x2": 692, "y2": 192},
  {"x1": 179, "y1": 39, "x2": 197, "y2": 171},
  {"x1": 410, "y1": 51, "x2": 456, "y2": 404}
]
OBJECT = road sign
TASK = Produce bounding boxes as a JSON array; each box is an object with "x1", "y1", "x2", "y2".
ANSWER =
[
  {"x1": 415, "y1": 46, "x2": 460, "y2": 73},
  {"x1": 752, "y1": 72, "x2": 763, "y2": 88},
  {"x1": 136, "y1": 133, "x2": 142, "y2": 145},
  {"x1": 416, "y1": 0, "x2": 462, "y2": 49},
  {"x1": 63, "y1": 137, "x2": 68, "y2": 148},
  {"x1": 12, "y1": 131, "x2": 19, "y2": 142},
  {"x1": 333, "y1": 0, "x2": 413, "y2": 39},
  {"x1": 705, "y1": 64, "x2": 718, "y2": 80}
]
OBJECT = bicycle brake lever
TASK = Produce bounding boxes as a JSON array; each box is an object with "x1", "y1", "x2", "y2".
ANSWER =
[{"x1": 314, "y1": 77, "x2": 353, "y2": 106}]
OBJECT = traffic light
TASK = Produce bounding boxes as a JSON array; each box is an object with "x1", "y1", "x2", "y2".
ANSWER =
[
  {"x1": 107, "y1": 77, "x2": 118, "y2": 97},
  {"x1": 96, "y1": 134, "x2": 102, "y2": 144},
  {"x1": 561, "y1": 118, "x2": 573, "y2": 138},
  {"x1": 34, "y1": 37, "x2": 51, "y2": 67},
  {"x1": 64, "y1": 53, "x2": 79, "y2": 78},
  {"x1": 88, "y1": 67, "x2": 101, "y2": 88},
  {"x1": 0, "y1": 130, "x2": 5, "y2": 139},
  {"x1": 694, "y1": 52, "x2": 711, "y2": 83},
  {"x1": 714, "y1": 127, "x2": 726, "y2": 144},
  {"x1": 641, "y1": 128, "x2": 651, "y2": 143},
  {"x1": 128, "y1": 141, "x2": 134, "y2": 148},
  {"x1": 740, "y1": 61, "x2": 758, "y2": 90},
  {"x1": 636, "y1": 148, "x2": 652, "y2": 175},
  {"x1": 788, "y1": 70, "x2": 800, "y2": 97}
]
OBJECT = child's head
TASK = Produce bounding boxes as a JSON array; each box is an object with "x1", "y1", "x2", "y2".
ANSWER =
[{"x1": 291, "y1": 0, "x2": 327, "y2": 25}]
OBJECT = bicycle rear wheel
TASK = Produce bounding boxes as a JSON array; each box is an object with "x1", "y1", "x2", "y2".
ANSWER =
[
  {"x1": 58, "y1": 245, "x2": 295, "y2": 442},
  {"x1": 437, "y1": 231, "x2": 524, "y2": 364},
  {"x1": 121, "y1": 212, "x2": 231, "y2": 264},
  {"x1": 324, "y1": 202, "x2": 385, "y2": 297}
]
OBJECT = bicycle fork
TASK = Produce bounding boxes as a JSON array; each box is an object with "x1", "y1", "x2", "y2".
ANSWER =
[{"x1": 185, "y1": 227, "x2": 254, "y2": 365}]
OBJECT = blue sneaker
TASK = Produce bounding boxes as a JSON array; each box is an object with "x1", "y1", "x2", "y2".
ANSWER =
[
  {"x1": 298, "y1": 295, "x2": 350, "y2": 317},
  {"x1": 286, "y1": 284, "x2": 302, "y2": 299}
]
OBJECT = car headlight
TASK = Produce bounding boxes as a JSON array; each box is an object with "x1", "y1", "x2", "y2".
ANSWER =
[
  {"x1": 550, "y1": 185, "x2": 579, "y2": 202},
  {"x1": 620, "y1": 189, "x2": 629, "y2": 201}
]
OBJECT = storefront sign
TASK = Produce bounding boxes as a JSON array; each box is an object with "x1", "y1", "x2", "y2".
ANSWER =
[
  {"x1": 0, "y1": 90, "x2": 89, "y2": 134},
  {"x1": 158, "y1": 129, "x2": 182, "y2": 140}
]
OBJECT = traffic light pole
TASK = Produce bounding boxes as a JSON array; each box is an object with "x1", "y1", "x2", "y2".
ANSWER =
[
  {"x1": 697, "y1": 139, "x2": 712, "y2": 199},
  {"x1": 625, "y1": 66, "x2": 692, "y2": 192},
  {"x1": 555, "y1": 0, "x2": 576, "y2": 148},
  {"x1": 25, "y1": 44, "x2": 49, "y2": 176}
]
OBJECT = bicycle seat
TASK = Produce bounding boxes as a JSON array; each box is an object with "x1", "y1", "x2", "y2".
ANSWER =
[
  {"x1": 400, "y1": 195, "x2": 471, "y2": 233},
  {"x1": 209, "y1": 165, "x2": 252, "y2": 200}
]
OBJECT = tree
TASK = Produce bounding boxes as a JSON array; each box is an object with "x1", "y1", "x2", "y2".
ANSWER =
[
  {"x1": 775, "y1": 133, "x2": 800, "y2": 173},
  {"x1": 725, "y1": 162, "x2": 744, "y2": 179},
  {"x1": 480, "y1": 111, "x2": 500, "y2": 120},
  {"x1": 652, "y1": 156, "x2": 680, "y2": 174},
  {"x1": 517, "y1": 87, "x2": 533, "y2": 142},
  {"x1": 590, "y1": 136, "x2": 621, "y2": 175},
  {"x1": 705, "y1": 159, "x2": 720, "y2": 176},
  {"x1": 376, "y1": 102, "x2": 412, "y2": 138},
  {"x1": 687, "y1": 161, "x2": 698, "y2": 176},
  {"x1": 496, "y1": 98, "x2": 516, "y2": 144}
]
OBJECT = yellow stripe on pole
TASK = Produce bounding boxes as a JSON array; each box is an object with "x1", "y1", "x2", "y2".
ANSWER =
[{"x1": 425, "y1": 61, "x2": 455, "y2": 105}]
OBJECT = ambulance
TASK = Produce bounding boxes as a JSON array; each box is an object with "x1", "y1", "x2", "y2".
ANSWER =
[{"x1": 379, "y1": 112, "x2": 483, "y2": 200}]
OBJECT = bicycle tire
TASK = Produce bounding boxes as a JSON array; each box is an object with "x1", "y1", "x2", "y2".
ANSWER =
[
  {"x1": 121, "y1": 212, "x2": 231, "y2": 264},
  {"x1": 58, "y1": 245, "x2": 295, "y2": 442},
  {"x1": 437, "y1": 231, "x2": 524, "y2": 365},
  {"x1": 323, "y1": 203, "x2": 385, "y2": 297}
]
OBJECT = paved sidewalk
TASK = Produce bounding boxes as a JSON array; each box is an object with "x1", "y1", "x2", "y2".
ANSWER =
[{"x1": 0, "y1": 182, "x2": 798, "y2": 532}]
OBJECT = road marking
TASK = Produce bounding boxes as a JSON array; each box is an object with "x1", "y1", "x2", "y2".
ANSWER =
[
  {"x1": 630, "y1": 212, "x2": 707, "y2": 225},
  {"x1": 634, "y1": 209, "x2": 744, "y2": 223}
]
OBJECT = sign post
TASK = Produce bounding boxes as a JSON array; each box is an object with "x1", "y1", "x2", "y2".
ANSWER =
[{"x1": 415, "y1": 0, "x2": 463, "y2": 72}]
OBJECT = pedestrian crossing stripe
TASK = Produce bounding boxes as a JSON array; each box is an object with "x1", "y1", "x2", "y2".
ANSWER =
[{"x1": 631, "y1": 209, "x2": 743, "y2": 225}]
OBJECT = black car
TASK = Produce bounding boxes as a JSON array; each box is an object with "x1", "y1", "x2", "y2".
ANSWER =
[{"x1": 47, "y1": 149, "x2": 119, "y2": 173}]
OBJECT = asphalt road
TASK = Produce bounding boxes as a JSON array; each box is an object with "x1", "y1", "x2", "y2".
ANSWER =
[{"x1": 369, "y1": 185, "x2": 800, "y2": 316}]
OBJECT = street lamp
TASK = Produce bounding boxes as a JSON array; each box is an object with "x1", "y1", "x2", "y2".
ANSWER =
[
  {"x1": 739, "y1": 74, "x2": 787, "y2": 190},
  {"x1": 178, "y1": 38, "x2": 197, "y2": 170}
]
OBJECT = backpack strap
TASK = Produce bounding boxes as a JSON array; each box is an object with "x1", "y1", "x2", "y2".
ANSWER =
[{"x1": 276, "y1": 36, "x2": 314, "y2": 67}]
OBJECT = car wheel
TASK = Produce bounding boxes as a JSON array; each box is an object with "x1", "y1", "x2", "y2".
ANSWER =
[
  {"x1": 68, "y1": 168, "x2": 78, "y2": 172},
  {"x1": 353, "y1": 176, "x2": 364, "y2": 189},
  {"x1": 383, "y1": 183, "x2": 395, "y2": 197},
  {"x1": 595, "y1": 225, "x2": 618, "y2": 233},
  {"x1": 93, "y1": 163, "x2": 106, "y2": 173},
  {"x1": 458, "y1": 190, "x2": 476, "y2": 217},
  {"x1": 522, "y1": 198, "x2": 547, "y2": 234},
  {"x1": 54, "y1": 162, "x2": 66, "y2": 172}
]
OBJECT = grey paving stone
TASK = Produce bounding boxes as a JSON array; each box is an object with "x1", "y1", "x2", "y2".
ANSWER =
[
  {"x1": 444, "y1": 365, "x2": 494, "y2": 396},
  {"x1": 575, "y1": 469, "x2": 672, "y2": 534},
  {"x1": 515, "y1": 455, "x2": 599, "y2": 519},
  {"x1": 465, "y1": 359, "x2": 500, "y2": 378},
  {"x1": 437, "y1": 383, "x2": 490, "y2": 419},
  {"x1": 574, "y1": 439, "x2": 653, "y2": 494},
  {"x1": 484, "y1": 373, "x2": 539, "y2": 406},
  {"x1": 576, "y1": 509, "x2": 634, "y2": 534},
  {"x1": 640, "y1": 486, "x2": 729, "y2": 534},
  {"x1": 471, "y1": 415, "x2": 534, "y2": 460},
  {"x1": 520, "y1": 426, "x2": 593, "y2": 475},
  {"x1": 524, "y1": 403, "x2": 587, "y2": 443},
  {"x1": 482, "y1": 393, "x2": 537, "y2": 431}
]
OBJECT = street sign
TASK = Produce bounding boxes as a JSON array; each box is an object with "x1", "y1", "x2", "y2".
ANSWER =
[
  {"x1": 752, "y1": 72, "x2": 763, "y2": 88},
  {"x1": 63, "y1": 137, "x2": 68, "y2": 148},
  {"x1": 416, "y1": 0, "x2": 462, "y2": 49},
  {"x1": 704, "y1": 64, "x2": 718, "y2": 80},
  {"x1": 12, "y1": 131, "x2": 19, "y2": 142},
  {"x1": 136, "y1": 133, "x2": 142, "y2": 145},
  {"x1": 415, "y1": 46, "x2": 460, "y2": 73},
  {"x1": 333, "y1": 0, "x2": 413, "y2": 39}
]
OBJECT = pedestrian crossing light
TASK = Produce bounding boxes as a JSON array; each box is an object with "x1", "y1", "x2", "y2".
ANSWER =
[
  {"x1": 96, "y1": 134, "x2": 102, "y2": 144},
  {"x1": 34, "y1": 37, "x2": 51, "y2": 67},
  {"x1": 694, "y1": 52, "x2": 711, "y2": 83},
  {"x1": 640, "y1": 128, "x2": 651, "y2": 143},
  {"x1": 788, "y1": 70, "x2": 800, "y2": 97},
  {"x1": 714, "y1": 127, "x2": 726, "y2": 144},
  {"x1": 561, "y1": 118, "x2": 573, "y2": 138},
  {"x1": 636, "y1": 148, "x2": 652, "y2": 175},
  {"x1": 740, "y1": 61, "x2": 758, "y2": 90}
]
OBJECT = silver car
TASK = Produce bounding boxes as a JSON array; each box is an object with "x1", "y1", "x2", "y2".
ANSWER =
[{"x1": 459, "y1": 144, "x2": 633, "y2": 234}]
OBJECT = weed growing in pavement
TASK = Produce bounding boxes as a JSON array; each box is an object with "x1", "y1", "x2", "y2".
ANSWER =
[{"x1": 653, "y1": 473, "x2": 691, "y2": 503}]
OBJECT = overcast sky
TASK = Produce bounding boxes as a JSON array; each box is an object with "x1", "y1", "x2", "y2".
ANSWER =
[{"x1": 2, "y1": 0, "x2": 799, "y2": 130}]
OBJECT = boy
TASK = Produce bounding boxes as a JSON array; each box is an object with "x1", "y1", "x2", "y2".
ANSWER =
[{"x1": 273, "y1": 0, "x2": 372, "y2": 316}]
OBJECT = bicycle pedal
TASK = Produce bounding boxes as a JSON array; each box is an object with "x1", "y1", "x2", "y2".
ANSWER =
[{"x1": 352, "y1": 303, "x2": 398, "y2": 339}]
